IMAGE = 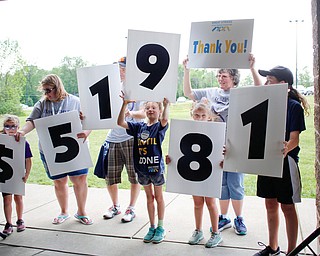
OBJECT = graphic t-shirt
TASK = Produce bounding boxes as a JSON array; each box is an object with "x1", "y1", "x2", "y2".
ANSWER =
[{"x1": 127, "y1": 121, "x2": 168, "y2": 176}]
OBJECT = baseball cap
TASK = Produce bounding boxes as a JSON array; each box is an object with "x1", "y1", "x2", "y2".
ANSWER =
[
  {"x1": 118, "y1": 57, "x2": 126, "y2": 67},
  {"x1": 258, "y1": 66, "x2": 294, "y2": 86}
]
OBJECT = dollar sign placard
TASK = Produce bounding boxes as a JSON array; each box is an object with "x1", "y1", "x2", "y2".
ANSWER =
[{"x1": 0, "y1": 144, "x2": 14, "y2": 183}]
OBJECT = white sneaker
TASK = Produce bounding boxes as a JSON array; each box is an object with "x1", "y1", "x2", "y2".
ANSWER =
[
  {"x1": 121, "y1": 207, "x2": 136, "y2": 222},
  {"x1": 103, "y1": 205, "x2": 121, "y2": 219}
]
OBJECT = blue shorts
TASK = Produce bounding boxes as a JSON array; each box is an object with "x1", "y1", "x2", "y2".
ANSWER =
[
  {"x1": 220, "y1": 171, "x2": 244, "y2": 200},
  {"x1": 40, "y1": 152, "x2": 88, "y2": 180},
  {"x1": 137, "y1": 173, "x2": 165, "y2": 186}
]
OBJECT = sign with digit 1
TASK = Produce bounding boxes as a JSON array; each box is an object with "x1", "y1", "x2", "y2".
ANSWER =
[
  {"x1": 77, "y1": 64, "x2": 122, "y2": 130},
  {"x1": 166, "y1": 119, "x2": 226, "y2": 198},
  {"x1": 125, "y1": 29, "x2": 180, "y2": 103},
  {"x1": 0, "y1": 134, "x2": 25, "y2": 195},
  {"x1": 223, "y1": 84, "x2": 288, "y2": 177},
  {"x1": 34, "y1": 111, "x2": 93, "y2": 176}
]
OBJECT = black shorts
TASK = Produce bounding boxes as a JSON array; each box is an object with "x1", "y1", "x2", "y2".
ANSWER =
[{"x1": 257, "y1": 156, "x2": 302, "y2": 204}]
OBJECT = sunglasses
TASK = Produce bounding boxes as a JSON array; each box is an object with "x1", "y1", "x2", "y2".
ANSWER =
[
  {"x1": 4, "y1": 125, "x2": 18, "y2": 130},
  {"x1": 42, "y1": 88, "x2": 56, "y2": 94}
]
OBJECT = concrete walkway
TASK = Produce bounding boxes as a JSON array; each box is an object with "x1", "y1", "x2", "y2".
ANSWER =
[{"x1": 0, "y1": 184, "x2": 317, "y2": 255}]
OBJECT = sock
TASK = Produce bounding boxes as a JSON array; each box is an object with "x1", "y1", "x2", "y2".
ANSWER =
[
  {"x1": 158, "y1": 219, "x2": 164, "y2": 227},
  {"x1": 151, "y1": 224, "x2": 156, "y2": 229}
]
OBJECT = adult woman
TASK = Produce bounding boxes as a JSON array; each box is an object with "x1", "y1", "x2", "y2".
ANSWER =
[{"x1": 15, "y1": 74, "x2": 92, "y2": 225}]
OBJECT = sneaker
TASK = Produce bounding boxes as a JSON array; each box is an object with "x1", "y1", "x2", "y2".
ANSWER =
[
  {"x1": 218, "y1": 215, "x2": 232, "y2": 231},
  {"x1": 143, "y1": 227, "x2": 156, "y2": 243},
  {"x1": 103, "y1": 205, "x2": 121, "y2": 219},
  {"x1": 3, "y1": 223, "x2": 13, "y2": 235},
  {"x1": 152, "y1": 226, "x2": 166, "y2": 244},
  {"x1": 253, "y1": 242, "x2": 280, "y2": 256},
  {"x1": 16, "y1": 219, "x2": 25, "y2": 232},
  {"x1": 233, "y1": 216, "x2": 247, "y2": 235},
  {"x1": 121, "y1": 207, "x2": 136, "y2": 223},
  {"x1": 188, "y1": 230, "x2": 204, "y2": 245},
  {"x1": 205, "y1": 232, "x2": 222, "y2": 248}
]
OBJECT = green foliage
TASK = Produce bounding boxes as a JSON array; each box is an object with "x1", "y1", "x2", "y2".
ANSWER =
[{"x1": 299, "y1": 66, "x2": 313, "y2": 87}]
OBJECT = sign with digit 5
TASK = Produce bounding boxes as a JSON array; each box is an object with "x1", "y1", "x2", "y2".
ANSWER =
[
  {"x1": 125, "y1": 29, "x2": 180, "y2": 103},
  {"x1": 223, "y1": 84, "x2": 288, "y2": 177},
  {"x1": 34, "y1": 111, "x2": 93, "y2": 176},
  {"x1": 166, "y1": 119, "x2": 226, "y2": 198},
  {"x1": 0, "y1": 135, "x2": 26, "y2": 195}
]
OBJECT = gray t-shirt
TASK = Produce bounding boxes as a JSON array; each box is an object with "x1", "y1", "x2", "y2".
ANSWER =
[
  {"x1": 106, "y1": 101, "x2": 145, "y2": 143},
  {"x1": 193, "y1": 87, "x2": 230, "y2": 122}
]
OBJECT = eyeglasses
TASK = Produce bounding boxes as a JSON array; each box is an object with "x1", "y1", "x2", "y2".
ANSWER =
[
  {"x1": 216, "y1": 74, "x2": 231, "y2": 79},
  {"x1": 42, "y1": 88, "x2": 56, "y2": 94},
  {"x1": 4, "y1": 125, "x2": 18, "y2": 130}
]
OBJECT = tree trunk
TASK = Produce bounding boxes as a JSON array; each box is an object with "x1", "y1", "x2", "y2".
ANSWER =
[{"x1": 311, "y1": 0, "x2": 320, "y2": 253}]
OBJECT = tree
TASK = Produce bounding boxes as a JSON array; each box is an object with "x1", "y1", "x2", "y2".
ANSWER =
[
  {"x1": 299, "y1": 66, "x2": 313, "y2": 88},
  {"x1": 240, "y1": 74, "x2": 254, "y2": 86}
]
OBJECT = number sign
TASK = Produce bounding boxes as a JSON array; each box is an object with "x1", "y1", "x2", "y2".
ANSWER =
[
  {"x1": 77, "y1": 64, "x2": 122, "y2": 130},
  {"x1": 224, "y1": 84, "x2": 288, "y2": 177},
  {"x1": 166, "y1": 119, "x2": 226, "y2": 198},
  {"x1": 125, "y1": 29, "x2": 180, "y2": 103},
  {"x1": 34, "y1": 111, "x2": 93, "y2": 176},
  {"x1": 0, "y1": 135, "x2": 25, "y2": 195}
]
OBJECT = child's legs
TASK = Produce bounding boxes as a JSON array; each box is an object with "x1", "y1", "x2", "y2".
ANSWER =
[
  {"x1": 154, "y1": 185, "x2": 165, "y2": 221},
  {"x1": 227, "y1": 172, "x2": 245, "y2": 216},
  {"x1": 205, "y1": 197, "x2": 219, "y2": 232},
  {"x1": 192, "y1": 196, "x2": 204, "y2": 230},
  {"x1": 144, "y1": 184, "x2": 155, "y2": 226},
  {"x1": 3, "y1": 194, "x2": 13, "y2": 224},
  {"x1": 13, "y1": 195, "x2": 23, "y2": 220}
]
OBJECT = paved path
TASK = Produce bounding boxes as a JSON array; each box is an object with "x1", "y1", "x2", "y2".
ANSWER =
[{"x1": 0, "y1": 184, "x2": 317, "y2": 255}]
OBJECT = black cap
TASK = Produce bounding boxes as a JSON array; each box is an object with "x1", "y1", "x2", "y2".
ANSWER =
[{"x1": 258, "y1": 66, "x2": 294, "y2": 86}]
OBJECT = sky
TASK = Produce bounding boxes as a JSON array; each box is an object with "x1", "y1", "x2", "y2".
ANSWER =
[{"x1": 0, "y1": 0, "x2": 314, "y2": 78}]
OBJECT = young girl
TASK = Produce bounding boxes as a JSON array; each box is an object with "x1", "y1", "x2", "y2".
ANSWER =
[
  {"x1": 167, "y1": 101, "x2": 222, "y2": 248},
  {"x1": 117, "y1": 97, "x2": 169, "y2": 244},
  {"x1": 1, "y1": 115, "x2": 32, "y2": 235}
]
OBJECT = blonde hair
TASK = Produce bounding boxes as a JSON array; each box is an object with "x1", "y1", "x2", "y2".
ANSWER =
[
  {"x1": 1, "y1": 114, "x2": 20, "y2": 133},
  {"x1": 191, "y1": 98, "x2": 222, "y2": 122},
  {"x1": 38, "y1": 74, "x2": 68, "y2": 101}
]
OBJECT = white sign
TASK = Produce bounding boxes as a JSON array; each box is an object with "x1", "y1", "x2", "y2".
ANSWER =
[
  {"x1": 77, "y1": 64, "x2": 122, "y2": 130},
  {"x1": 34, "y1": 111, "x2": 93, "y2": 176},
  {"x1": 125, "y1": 29, "x2": 180, "y2": 103},
  {"x1": 188, "y1": 19, "x2": 254, "y2": 69},
  {"x1": 0, "y1": 135, "x2": 26, "y2": 195},
  {"x1": 224, "y1": 84, "x2": 288, "y2": 177},
  {"x1": 166, "y1": 119, "x2": 226, "y2": 197}
]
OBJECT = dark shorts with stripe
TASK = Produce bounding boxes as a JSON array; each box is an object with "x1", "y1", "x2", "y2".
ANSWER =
[
  {"x1": 257, "y1": 156, "x2": 302, "y2": 204},
  {"x1": 105, "y1": 138, "x2": 138, "y2": 186}
]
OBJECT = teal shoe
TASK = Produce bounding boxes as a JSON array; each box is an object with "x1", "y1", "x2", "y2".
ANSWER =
[
  {"x1": 205, "y1": 232, "x2": 222, "y2": 248},
  {"x1": 143, "y1": 227, "x2": 156, "y2": 243},
  {"x1": 188, "y1": 230, "x2": 204, "y2": 245},
  {"x1": 152, "y1": 226, "x2": 166, "y2": 244}
]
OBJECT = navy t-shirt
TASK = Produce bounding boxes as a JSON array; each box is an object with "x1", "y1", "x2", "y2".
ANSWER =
[
  {"x1": 127, "y1": 121, "x2": 168, "y2": 176},
  {"x1": 286, "y1": 98, "x2": 306, "y2": 162}
]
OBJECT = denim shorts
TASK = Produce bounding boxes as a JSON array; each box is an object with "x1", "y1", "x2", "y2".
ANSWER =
[
  {"x1": 137, "y1": 173, "x2": 165, "y2": 186},
  {"x1": 220, "y1": 171, "x2": 244, "y2": 200},
  {"x1": 40, "y1": 152, "x2": 88, "y2": 180}
]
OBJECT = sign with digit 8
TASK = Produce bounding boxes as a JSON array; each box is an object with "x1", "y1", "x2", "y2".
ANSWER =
[
  {"x1": 224, "y1": 84, "x2": 288, "y2": 177},
  {"x1": 34, "y1": 111, "x2": 93, "y2": 176},
  {"x1": 166, "y1": 119, "x2": 226, "y2": 198},
  {"x1": 125, "y1": 29, "x2": 180, "y2": 103},
  {"x1": 0, "y1": 135, "x2": 25, "y2": 195}
]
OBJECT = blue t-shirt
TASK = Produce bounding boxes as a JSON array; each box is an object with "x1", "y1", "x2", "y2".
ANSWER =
[
  {"x1": 126, "y1": 121, "x2": 168, "y2": 176},
  {"x1": 286, "y1": 98, "x2": 306, "y2": 162}
]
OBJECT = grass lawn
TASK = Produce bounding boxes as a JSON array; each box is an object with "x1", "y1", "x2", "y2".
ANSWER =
[{"x1": 8, "y1": 95, "x2": 316, "y2": 198}]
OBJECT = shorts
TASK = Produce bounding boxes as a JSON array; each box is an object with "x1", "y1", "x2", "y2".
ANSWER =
[
  {"x1": 220, "y1": 171, "x2": 244, "y2": 200},
  {"x1": 138, "y1": 173, "x2": 165, "y2": 186},
  {"x1": 257, "y1": 156, "x2": 301, "y2": 204},
  {"x1": 2, "y1": 193, "x2": 11, "y2": 197},
  {"x1": 105, "y1": 139, "x2": 138, "y2": 186},
  {"x1": 40, "y1": 152, "x2": 88, "y2": 180}
]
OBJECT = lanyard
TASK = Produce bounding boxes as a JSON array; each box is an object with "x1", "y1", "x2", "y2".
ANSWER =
[{"x1": 51, "y1": 101, "x2": 63, "y2": 115}]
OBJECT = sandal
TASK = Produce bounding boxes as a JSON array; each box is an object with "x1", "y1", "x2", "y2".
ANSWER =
[
  {"x1": 74, "y1": 213, "x2": 93, "y2": 225},
  {"x1": 52, "y1": 214, "x2": 70, "y2": 224}
]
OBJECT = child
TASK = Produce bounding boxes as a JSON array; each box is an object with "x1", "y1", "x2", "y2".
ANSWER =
[
  {"x1": 167, "y1": 100, "x2": 222, "y2": 248},
  {"x1": 117, "y1": 96, "x2": 169, "y2": 244},
  {"x1": 1, "y1": 114, "x2": 32, "y2": 235}
]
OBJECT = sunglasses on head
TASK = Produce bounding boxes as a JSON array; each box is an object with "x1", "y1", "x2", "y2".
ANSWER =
[
  {"x1": 4, "y1": 125, "x2": 18, "y2": 130},
  {"x1": 42, "y1": 88, "x2": 56, "y2": 94}
]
